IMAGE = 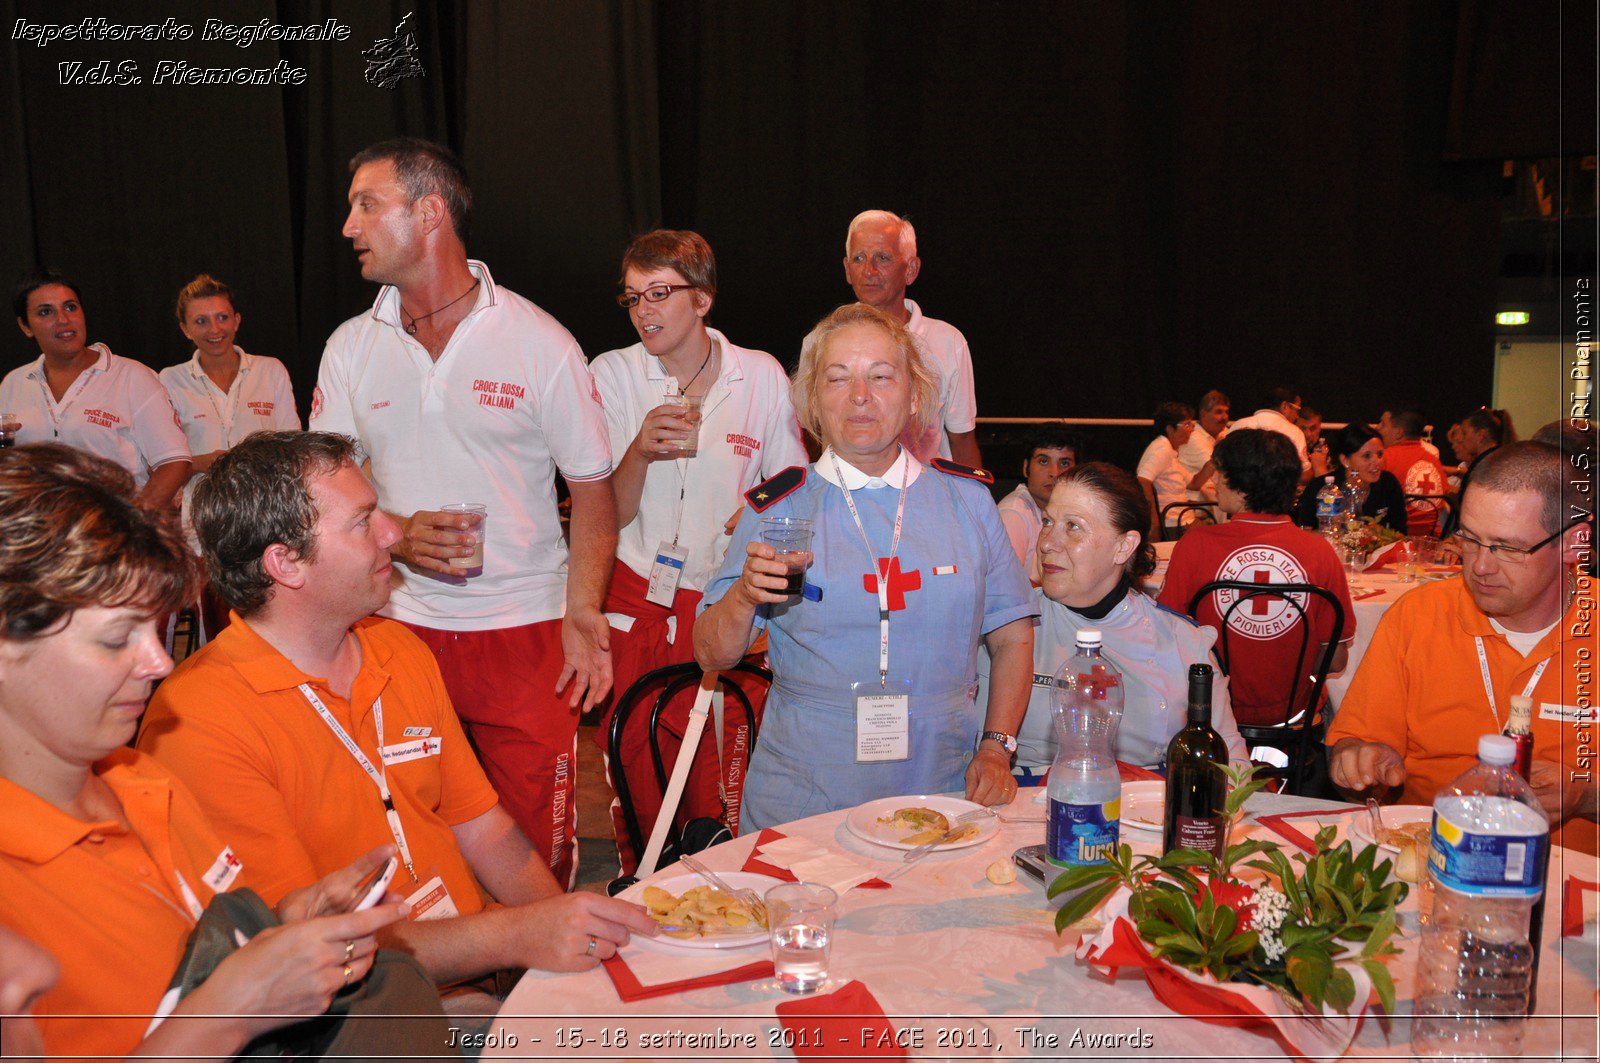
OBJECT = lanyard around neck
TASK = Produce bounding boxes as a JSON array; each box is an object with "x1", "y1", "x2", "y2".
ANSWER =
[
  {"x1": 831, "y1": 450, "x2": 909, "y2": 687},
  {"x1": 1473, "y1": 637, "x2": 1550, "y2": 733},
  {"x1": 35, "y1": 358, "x2": 98, "y2": 438},
  {"x1": 197, "y1": 354, "x2": 243, "y2": 448},
  {"x1": 298, "y1": 684, "x2": 417, "y2": 880}
]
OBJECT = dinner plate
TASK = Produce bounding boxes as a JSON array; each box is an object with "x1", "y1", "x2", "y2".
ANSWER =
[
  {"x1": 844, "y1": 794, "x2": 999, "y2": 851},
  {"x1": 1346, "y1": 804, "x2": 1433, "y2": 853},
  {"x1": 620, "y1": 871, "x2": 781, "y2": 952},
  {"x1": 1119, "y1": 780, "x2": 1165, "y2": 834}
]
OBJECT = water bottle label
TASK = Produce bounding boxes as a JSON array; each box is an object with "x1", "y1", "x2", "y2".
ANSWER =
[
  {"x1": 1430, "y1": 811, "x2": 1548, "y2": 896},
  {"x1": 1047, "y1": 797, "x2": 1120, "y2": 866}
]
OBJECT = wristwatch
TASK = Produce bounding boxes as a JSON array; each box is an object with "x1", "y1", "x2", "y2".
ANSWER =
[{"x1": 979, "y1": 730, "x2": 1018, "y2": 755}]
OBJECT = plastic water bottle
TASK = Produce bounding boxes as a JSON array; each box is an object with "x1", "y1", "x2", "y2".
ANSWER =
[
  {"x1": 1314, "y1": 476, "x2": 1346, "y2": 537},
  {"x1": 1412, "y1": 735, "x2": 1550, "y2": 1059},
  {"x1": 1046, "y1": 630, "x2": 1124, "y2": 867}
]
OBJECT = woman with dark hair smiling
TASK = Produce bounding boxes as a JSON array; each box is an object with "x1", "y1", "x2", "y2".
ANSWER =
[
  {"x1": 978, "y1": 462, "x2": 1245, "y2": 780},
  {"x1": 1293, "y1": 422, "x2": 1407, "y2": 534}
]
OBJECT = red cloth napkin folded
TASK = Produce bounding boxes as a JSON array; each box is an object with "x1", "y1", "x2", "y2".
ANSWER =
[
  {"x1": 741, "y1": 828, "x2": 891, "y2": 888},
  {"x1": 600, "y1": 952, "x2": 773, "y2": 1003},
  {"x1": 1255, "y1": 806, "x2": 1361, "y2": 854},
  {"x1": 1563, "y1": 876, "x2": 1599, "y2": 937},
  {"x1": 774, "y1": 979, "x2": 909, "y2": 1060},
  {"x1": 1118, "y1": 761, "x2": 1162, "y2": 782}
]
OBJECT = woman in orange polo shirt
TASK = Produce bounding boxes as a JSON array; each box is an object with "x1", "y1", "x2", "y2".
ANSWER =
[{"x1": 0, "y1": 443, "x2": 409, "y2": 1060}]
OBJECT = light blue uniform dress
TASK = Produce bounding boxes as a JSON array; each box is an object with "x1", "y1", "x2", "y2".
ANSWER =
[
  {"x1": 975, "y1": 586, "x2": 1249, "y2": 776},
  {"x1": 701, "y1": 449, "x2": 1037, "y2": 831}
]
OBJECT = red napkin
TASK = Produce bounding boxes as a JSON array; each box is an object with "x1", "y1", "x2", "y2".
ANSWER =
[
  {"x1": 741, "y1": 828, "x2": 891, "y2": 889},
  {"x1": 1563, "y1": 876, "x2": 1599, "y2": 937},
  {"x1": 600, "y1": 952, "x2": 774, "y2": 1003},
  {"x1": 1351, "y1": 588, "x2": 1387, "y2": 602},
  {"x1": 774, "y1": 979, "x2": 909, "y2": 1060},
  {"x1": 1118, "y1": 761, "x2": 1162, "y2": 782},
  {"x1": 1255, "y1": 806, "x2": 1361, "y2": 854}
]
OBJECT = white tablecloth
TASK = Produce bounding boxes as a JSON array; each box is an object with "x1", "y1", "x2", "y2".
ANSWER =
[
  {"x1": 487, "y1": 790, "x2": 1598, "y2": 1060},
  {"x1": 1324, "y1": 569, "x2": 1439, "y2": 705}
]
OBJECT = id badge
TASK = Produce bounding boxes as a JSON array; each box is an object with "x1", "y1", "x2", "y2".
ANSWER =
[
  {"x1": 645, "y1": 541, "x2": 689, "y2": 607},
  {"x1": 853, "y1": 677, "x2": 912, "y2": 762},
  {"x1": 403, "y1": 867, "x2": 461, "y2": 922}
]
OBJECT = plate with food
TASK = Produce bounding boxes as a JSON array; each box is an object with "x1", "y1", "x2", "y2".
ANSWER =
[
  {"x1": 1119, "y1": 780, "x2": 1165, "y2": 833},
  {"x1": 621, "y1": 872, "x2": 779, "y2": 952},
  {"x1": 1347, "y1": 805, "x2": 1434, "y2": 883},
  {"x1": 845, "y1": 795, "x2": 999, "y2": 851}
]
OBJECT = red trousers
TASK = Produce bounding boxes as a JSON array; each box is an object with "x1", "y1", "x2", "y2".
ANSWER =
[
  {"x1": 402, "y1": 618, "x2": 579, "y2": 888},
  {"x1": 597, "y1": 560, "x2": 766, "y2": 876}
]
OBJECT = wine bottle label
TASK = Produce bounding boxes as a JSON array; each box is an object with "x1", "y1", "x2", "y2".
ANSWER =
[
  {"x1": 1431, "y1": 808, "x2": 1549, "y2": 897},
  {"x1": 1046, "y1": 796, "x2": 1121, "y2": 867},
  {"x1": 1172, "y1": 814, "x2": 1225, "y2": 856}
]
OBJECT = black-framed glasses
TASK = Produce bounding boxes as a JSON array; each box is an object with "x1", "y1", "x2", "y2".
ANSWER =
[
  {"x1": 1456, "y1": 517, "x2": 1590, "y2": 564},
  {"x1": 616, "y1": 284, "x2": 697, "y2": 309}
]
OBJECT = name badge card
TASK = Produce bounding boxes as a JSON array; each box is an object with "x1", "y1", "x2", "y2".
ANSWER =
[
  {"x1": 380, "y1": 736, "x2": 443, "y2": 765},
  {"x1": 645, "y1": 541, "x2": 689, "y2": 607},
  {"x1": 854, "y1": 681, "x2": 910, "y2": 762},
  {"x1": 404, "y1": 868, "x2": 461, "y2": 922}
]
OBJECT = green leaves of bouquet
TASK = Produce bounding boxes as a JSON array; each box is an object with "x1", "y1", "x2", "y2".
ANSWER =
[{"x1": 1047, "y1": 766, "x2": 1408, "y2": 1015}]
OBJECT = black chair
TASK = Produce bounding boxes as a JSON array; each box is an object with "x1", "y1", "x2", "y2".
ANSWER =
[
  {"x1": 605, "y1": 660, "x2": 771, "y2": 875},
  {"x1": 1403, "y1": 494, "x2": 1452, "y2": 535},
  {"x1": 1160, "y1": 501, "x2": 1220, "y2": 541},
  {"x1": 1187, "y1": 580, "x2": 1345, "y2": 796}
]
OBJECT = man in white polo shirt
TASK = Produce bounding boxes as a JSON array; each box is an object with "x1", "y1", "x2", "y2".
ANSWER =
[
  {"x1": 842, "y1": 210, "x2": 982, "y2": 468},
  {"x1": 4, "y1": 269, "x2": 190, "y2": 509},
  {"x1": 1192, "y1": 385, "x2": 1312, "y2": 496},
  {"x1": 310, "y1": 137, "x2": 616, "y2": 886}
]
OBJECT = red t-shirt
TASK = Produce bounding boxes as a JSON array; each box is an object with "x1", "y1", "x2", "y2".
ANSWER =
[
  {"x1": 1382, "y1": 440, "x2": 1449, "y2": 535},
  {"x1": 1158, "y1": 514, "x2": 1357, "y2": 727}
]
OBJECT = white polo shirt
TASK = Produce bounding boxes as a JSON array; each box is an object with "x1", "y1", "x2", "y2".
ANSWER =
[
  {"x1": 1137, "y1": 436, "x2": 1193, "y2": 519},
  {"x1": 160, "y1": 348, "x2": 301, "y2": 453},
  {"x1": 0, "y1": 344, "x2": 189, "y2": 486},
  {"x1": 591, "y1": 329, "x2": 807, "y2": 595},
  {"x1": 902, "y1": 299, "x2": 977, "y2": 463},
  {"x1": 1228, "y1": 408, "x2": 1310, "y2": 474},
  {"x1": 996, "y1": 483, "x2": 1042, "y2": 566},
  {"x1": 310, "y1": 261, "x2": 612, "y2": 631}
]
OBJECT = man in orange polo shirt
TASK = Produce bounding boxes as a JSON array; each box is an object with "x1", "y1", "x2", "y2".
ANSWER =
[
  {"x1": 139, "y1": 432, "x2": 655, "y2": 1005},
  {"x1": 1328, "y1": 442, "x2": 1598, "y2": 854}
]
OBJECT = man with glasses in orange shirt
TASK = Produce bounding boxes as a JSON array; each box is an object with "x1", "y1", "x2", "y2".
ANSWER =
[{"x1": 1327, "y1": 441, "x2": 1597, "y2": 853}]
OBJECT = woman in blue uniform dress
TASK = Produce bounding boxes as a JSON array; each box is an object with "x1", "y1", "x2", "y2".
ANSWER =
[
  {"x1": 696, "y1": 303, "x2": 1036, "y2": 831},
  {"x1": 977, "y1": 463, "x2": 1247, "y2": 782}
]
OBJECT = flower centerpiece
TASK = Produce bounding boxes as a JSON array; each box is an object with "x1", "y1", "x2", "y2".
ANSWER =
[
  {"x1": 1049, "y1": 768, "x2": 1409, "y2": 1059},
  {"x1": 1336, "y1": 516, "x2": 1404, "y2": 565}
]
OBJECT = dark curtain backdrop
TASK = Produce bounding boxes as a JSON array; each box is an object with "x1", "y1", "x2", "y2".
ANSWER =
[{"x1": 1, "y1": 0, "x2": 1588, "y2": 431}]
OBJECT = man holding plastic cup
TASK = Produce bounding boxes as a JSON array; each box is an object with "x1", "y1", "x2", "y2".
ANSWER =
[
  {"x1": 590, "y1": 230, "x2": 806, "y2": 872},
  {"x1": 312, "y1": 138, "x2": 615, "y2": 886}
]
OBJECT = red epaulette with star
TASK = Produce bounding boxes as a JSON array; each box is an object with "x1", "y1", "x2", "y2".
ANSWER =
[
  {"x1": 930, "y1": 458, "x2": 995, "y2": 485},
  {"x1": 746, "y1": 466, "x2": 807, "y2": 512}
]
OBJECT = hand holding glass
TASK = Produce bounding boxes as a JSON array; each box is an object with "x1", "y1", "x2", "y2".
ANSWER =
[
  {"x1": 759, "y1": 517, "x2": 813, "y2": 595},
  {"x1": 440, "y1": 503, "x2": 487, "y2": 570},
  {"x1": 664, "y1": 391, "x2": 704, "y2": 456}
]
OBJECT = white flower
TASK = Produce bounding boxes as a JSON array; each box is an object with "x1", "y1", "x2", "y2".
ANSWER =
[{"x1": 1251, "y1": 885, "x2": 1292, "y2": 963}]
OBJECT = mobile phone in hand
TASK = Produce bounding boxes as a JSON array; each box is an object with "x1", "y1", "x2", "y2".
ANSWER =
[{"x1": 351, "y1": 856, "x2": 399, "y2": 912}]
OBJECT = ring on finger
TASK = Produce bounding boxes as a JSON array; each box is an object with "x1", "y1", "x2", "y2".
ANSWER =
[
  {"x1": 343, "y1": 939, "x2": 356, "y2": 963},
  {"x1": 342, "y1": 963, "x2": 353, "y2": 986},
  {"x1": 585, "y1": 934, "x2": 598, "y2": 957}
]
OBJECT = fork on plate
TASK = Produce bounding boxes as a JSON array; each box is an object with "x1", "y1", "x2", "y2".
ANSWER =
[{"x1": 678, "y1": 854, "x2": 769, "y2": 924}]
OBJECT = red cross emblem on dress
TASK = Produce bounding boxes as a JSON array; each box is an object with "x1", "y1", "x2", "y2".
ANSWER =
[{"x1": 864, "y1": 557, "x2": 921, "y2": 610}]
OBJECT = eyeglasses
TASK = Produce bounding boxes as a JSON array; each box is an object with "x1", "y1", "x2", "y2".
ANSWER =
[
  {"x1": 1455, "y1": 517, "x2": 1590, "y2": 564},
  {"x1": 616, "y1": 284, "x2": 696, "y2": 309}
]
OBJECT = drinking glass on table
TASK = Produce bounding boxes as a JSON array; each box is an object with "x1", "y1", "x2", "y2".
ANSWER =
[
  {"x1": 664, "y1": 391, "x2": 705, "y2": 456},
  {"x1": 1393, "y1": 539, "x2": 1422, "y2": 583},
  {"x1": 759, "y1": 517, "x2": 813, "y2": 596},
  {"x1": 1338, "y1": 544, "x2": 1366, "y2": 590},
  {"x1": 765, "y1": 881, "x2": 838, "y2": 994},
  {"x1": 440, "y1": 502, "x2": 487, "y2": 572}
]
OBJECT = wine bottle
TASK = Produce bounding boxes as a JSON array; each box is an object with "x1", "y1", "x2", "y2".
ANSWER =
[{"x1": 1163, "y1": 664, "x2": 1229, "y2": 859}]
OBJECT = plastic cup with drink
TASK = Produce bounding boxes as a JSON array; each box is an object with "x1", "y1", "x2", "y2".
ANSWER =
[
  {"x1": 759, "y1": 517, "x2": 813, "y2": 596},
  {"x1": 664, "y1": 390, "x2": 704, "y2": 457},
  {"x1": 765, "y1": 881, "x2": 837, "y2": 994},
  {"x1": 440, "y1": 503, "x2": 487, "y2": 573}
]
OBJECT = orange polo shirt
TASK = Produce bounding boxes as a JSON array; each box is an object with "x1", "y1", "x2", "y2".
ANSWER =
[
  {"x1": 139, "y1": 614, "x2": 499, "y2": 909},
  {"x1": 0, "y1": 749, "x2": 237, "y2": 1060},
  {"x1": 1328, "y1": 574, "x2": 1599, "y2": 854}
]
